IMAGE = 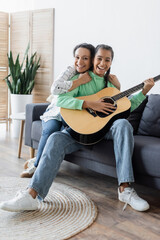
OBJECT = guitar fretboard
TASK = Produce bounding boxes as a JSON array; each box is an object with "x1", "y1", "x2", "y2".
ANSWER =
[{"x1": 112, "y1": 74, "x2": 160, "y2": 101}]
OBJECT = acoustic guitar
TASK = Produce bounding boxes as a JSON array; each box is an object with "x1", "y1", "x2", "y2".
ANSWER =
[{"x1": 60, "y1": 75, "x2": 160, "y2": 145}]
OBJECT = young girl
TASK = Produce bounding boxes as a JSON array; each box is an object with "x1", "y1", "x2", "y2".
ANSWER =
[
  {"x1": 56, "y1": 44, "x2": 154, "y2": 211},
  {"x1": 0, "y1": 44, "x2": 154, "y2": 213},
  {"x1": 21, "y1": 43, "x2": 121, "y2": 178}
]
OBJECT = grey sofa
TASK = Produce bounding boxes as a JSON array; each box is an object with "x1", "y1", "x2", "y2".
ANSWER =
[{"x1": 25, "y1": 94, "x2": 160, "y2": 190}]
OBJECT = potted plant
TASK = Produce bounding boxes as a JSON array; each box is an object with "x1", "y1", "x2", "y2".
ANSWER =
[
  {"x1": 4, "y1": 45, "x2": 40, "y2": 137},
  {"x1": 5, "y1": 45, "x2": 40, "y2": 110}
]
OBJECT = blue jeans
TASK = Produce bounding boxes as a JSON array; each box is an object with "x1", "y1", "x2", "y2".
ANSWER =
[
  {"x1": 34, "y1": 119, "x2": 62, "y2": 167},
  {"x1": 29, "y1": 119, "x2": 134, "y2": 199}
]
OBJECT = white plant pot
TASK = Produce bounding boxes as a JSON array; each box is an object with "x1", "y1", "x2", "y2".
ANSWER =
[{"x1": 10, "y1": 94, "x2": 33, "y2": 138}]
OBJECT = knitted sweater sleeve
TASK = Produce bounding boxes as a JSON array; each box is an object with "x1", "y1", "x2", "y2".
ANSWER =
[{"x1": 51, "y1": 66, "x2": 76, "y2": 95}]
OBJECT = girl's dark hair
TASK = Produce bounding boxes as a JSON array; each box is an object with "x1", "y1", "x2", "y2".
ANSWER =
[
  {"x1": 95, "y1": 44, "x2": 114, "y2": 87},
  {"x1": 73, "y1": 43, "x2": 95, "y2": 71}
]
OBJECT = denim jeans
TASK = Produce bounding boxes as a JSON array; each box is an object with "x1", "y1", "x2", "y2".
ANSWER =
[
  {"x1": 29, "y1": 119, "x2": 135, "y2": 199},
  {"x1": 34, "y1": 119, "x2": 62, "y2": 167}
]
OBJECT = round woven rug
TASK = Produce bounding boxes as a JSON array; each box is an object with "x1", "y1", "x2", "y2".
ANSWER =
[{"x1": 0, "y1": 177, "x2": 97, "y2": 240}]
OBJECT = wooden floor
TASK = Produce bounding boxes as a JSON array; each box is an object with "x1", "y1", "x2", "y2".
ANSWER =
[{"x1": 0, "y1": 123, "x2": 160, "y2": 240}]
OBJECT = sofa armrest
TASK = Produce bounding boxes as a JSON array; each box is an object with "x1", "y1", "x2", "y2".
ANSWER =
[{"x1": 25, "y1": 103, "x2": 49, "y2": 147}]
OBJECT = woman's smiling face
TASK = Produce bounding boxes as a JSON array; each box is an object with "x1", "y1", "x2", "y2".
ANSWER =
[
  {"x1": 93, "y1": 48, "x2": 112, "y2": 77},
  {"x1": 74, "y1": 47, "x2": 92, "y2": 73}
]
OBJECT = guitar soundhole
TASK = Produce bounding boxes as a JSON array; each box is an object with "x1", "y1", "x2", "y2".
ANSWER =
[{"x1": 96, "y1": 97, "x2": 117, "y2": 118}]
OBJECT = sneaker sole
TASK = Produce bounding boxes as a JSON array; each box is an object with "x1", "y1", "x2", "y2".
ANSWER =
[
  {"x1": 1, "y1": 205, "x2": 38, "y2": 212},
  {"x1": 119, "y1": 198, "x2": 150, "y2": 211}
]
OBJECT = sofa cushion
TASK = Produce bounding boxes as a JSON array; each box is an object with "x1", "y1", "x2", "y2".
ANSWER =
[
  {"x1": 133, "y1": 135, "x2": 160, "y2": 178},
  {"x1": 137, "y1": 94, "x2": 160, "y2": 137},
  {"x1": 32, "y1": 120, "x2": 42, "y2": 142},
  {"x1": 127, "y1": 97, "x2": 148, "y2": 134}
]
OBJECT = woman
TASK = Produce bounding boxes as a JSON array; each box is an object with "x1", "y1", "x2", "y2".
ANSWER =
[
  {"x1": 56, "y1": 44, "x2": 154, "y2": 211},
  {"x1": 21, "y1": 43, "x2": 121, "y2": 178},
  {"x1": 0, "y1": 44, "x2": 154, "y2": 213}
]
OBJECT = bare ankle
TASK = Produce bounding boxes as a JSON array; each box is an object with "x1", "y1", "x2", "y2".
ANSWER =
[
  {"x1": 28, "y1": 188, "x2": 38, "y2": 199},
  {"x1": 119, "y1": 183, "x2": 130, "y2": 193}
]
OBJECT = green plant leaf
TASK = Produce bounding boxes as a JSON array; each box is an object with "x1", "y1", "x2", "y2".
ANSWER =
[
  {"x1": 5, "y1": 44, "x2": 40, "y2": 94},
  {"x1": 25, "y1": 80, "x2": 34, "y2": 94},
  {"x1": 16, "y1": 79, "x2": 22, "y2": 94},
  {"x1": 5, "y1": 79, "x2": 13, "y2": 93}
]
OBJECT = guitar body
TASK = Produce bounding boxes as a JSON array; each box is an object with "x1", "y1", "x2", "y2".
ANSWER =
[{"x1": 60, "y1": 87, "x2": 131, "y2": 145}]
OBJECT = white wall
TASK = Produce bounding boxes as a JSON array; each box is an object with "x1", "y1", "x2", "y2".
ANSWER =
[
  {"x1": 1, "y1": 0, "x2": 160, "y2": 93},
  {"x1": 0, "y1": 0, "x2": 34, "y2": 12}
]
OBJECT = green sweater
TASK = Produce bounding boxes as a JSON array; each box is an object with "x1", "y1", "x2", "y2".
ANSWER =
[{"x1": 57, "y1": 71, "x2": 146, "y2": 112}]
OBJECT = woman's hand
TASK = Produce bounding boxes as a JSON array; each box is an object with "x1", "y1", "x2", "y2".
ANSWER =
[
  {"x1": 78, "y1": 72, "x2": 92, "y2": 85},
  {"x1": 83, "y1": 99, "x2": 116, "y2": 115},
  {"x1": 109, "y1": 74, "x2": 121, "y2": 90},
  {"x1": 69, "y1": 72, "x2": 92, "y2": 91},
  {"x1": 142, "y1": 78, "x2": 155, "y2": 95}
]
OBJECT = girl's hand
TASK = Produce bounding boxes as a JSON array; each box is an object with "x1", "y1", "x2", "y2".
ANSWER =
[
  {"x1": 78, "y1": 72, "x2": 92, "y2": 85},
  {"x1": 83, "y1": 99, "x2": 116, "y2": 115},
  {"x1": 142, "y1": 78, "x2": 155, "y2": 95}
]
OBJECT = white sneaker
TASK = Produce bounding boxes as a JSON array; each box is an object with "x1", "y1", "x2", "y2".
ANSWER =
[
  {"x1": 24, "y1": 157, "x2": 36, "y2": 169},
  {"x1": 20, "y1": 166, "x2": 36, "y2": 178},
  {"x1": 0, "y1": 190, "x2": 39, "y2": 212},
  {"x1": 118, "y1": 187, "x2": 150, "y2": 211}
]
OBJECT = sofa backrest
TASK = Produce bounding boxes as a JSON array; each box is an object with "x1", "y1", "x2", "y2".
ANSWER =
[
  {"x1": 137, "y1": 94, "x2": 160, "y2": 137},
  {"x1": 127, "y1": 96, "x2": 148, "y2": 134}
]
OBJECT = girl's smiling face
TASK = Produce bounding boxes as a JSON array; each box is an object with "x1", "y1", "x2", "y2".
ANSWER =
[
  {"x1": 93, "y1": 48, "x2": 112, "y2": 77},
  {"x1": 74, "y1": 48, "x2": 92, "y2": 73}
]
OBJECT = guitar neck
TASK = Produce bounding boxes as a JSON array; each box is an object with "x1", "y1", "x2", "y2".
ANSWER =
[{"x1": 113, "y1": 74, "x2": 160, "y2": 101}]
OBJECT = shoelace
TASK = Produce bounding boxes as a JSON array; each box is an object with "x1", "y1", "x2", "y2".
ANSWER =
[
  {"x1": 15, "y1": 190, "x2": 29, "y2": 199},
  {"x1": 23, "y1": 165, "x2": 36, "y2": 174},
  {"x1": 28, "y1": 158, "x2": 36, "y2": 168},
  {"x1": 28, "y1": 165, "x2": 36, "y2": 173},
  {"x1": 122, "y1": 188, "x2": 134, "y2": 211},
  {"x1": 15, "y1": 190, "x2": 23, "y2": 197}
]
